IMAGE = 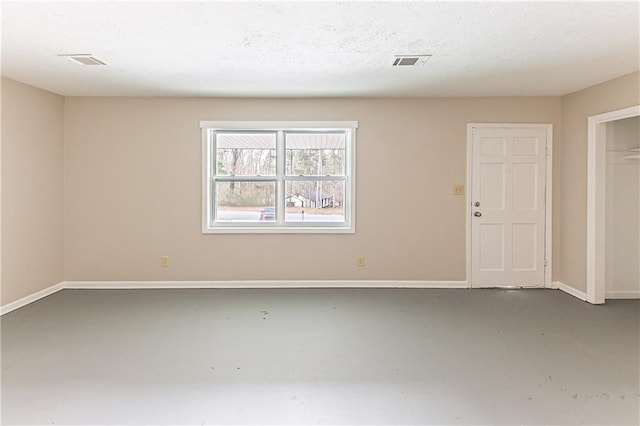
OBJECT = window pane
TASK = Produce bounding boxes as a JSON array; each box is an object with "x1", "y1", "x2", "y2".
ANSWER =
[
  {"x1": 216, "y1": 132, "x2": 276, "y2": 176},
  {"x1": 285, "y1": 181, "x2": 345, "y2": 222},
  {"x1": 285, "y1": 133, "x2": 345, "y2": 176},
  {"x1": 215, "y1": 181, "x2": 276, "y2": 222}
]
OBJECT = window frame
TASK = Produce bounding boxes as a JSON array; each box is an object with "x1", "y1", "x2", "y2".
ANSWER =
[{"x1": 201, "y1": 121, "x2": 357, "y2": 234}]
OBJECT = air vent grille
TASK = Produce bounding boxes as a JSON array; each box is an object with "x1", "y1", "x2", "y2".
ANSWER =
[
  {"x1": 58, "y1": 54, "x2": 106, "y2": 66},
  {"x1": 392, "y1": 55, "x2": 432, "y2": 67}
]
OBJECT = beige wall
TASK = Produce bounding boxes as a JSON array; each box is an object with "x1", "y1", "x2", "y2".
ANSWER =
[
  {"x1": 559, "y1": 71, "x2": 640, "y2": 292},
  {"x1": 1, "y1": 78, "x2": 64, "y2": 304},
  {"x1": 3, "y1": 71, "x2": 638, "y2": 302},
  {"x1": 64, "y1": 96, "x2": 561, "y2": 282}
]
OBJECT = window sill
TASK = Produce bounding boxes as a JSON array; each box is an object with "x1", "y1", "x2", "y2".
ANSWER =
[{"x1": 202, "y1": 225, "x2": 355, "y2": 234}]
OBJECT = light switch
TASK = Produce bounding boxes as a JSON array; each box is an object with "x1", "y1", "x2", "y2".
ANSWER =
[{"x1": 453, "y1": 184, "x2": 465, "y2": 195}]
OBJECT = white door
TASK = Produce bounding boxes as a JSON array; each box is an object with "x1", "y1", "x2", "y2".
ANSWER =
[{"x1": 470, "y1": 125, "x2": 548, "y2": 287}]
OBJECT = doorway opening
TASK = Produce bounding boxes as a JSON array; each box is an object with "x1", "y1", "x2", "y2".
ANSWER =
[{"x1": 587, "y1": 105, "x2": 640, "y2": 304}]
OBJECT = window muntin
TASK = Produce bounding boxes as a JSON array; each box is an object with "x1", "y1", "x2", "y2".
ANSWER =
[{"x1": 202, "y1": 122, "x2": 356, "y2": 233}]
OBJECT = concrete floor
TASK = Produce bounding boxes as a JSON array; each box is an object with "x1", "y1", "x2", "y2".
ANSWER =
[{"x1": 1, "y1": 288, "x2": 638, "y2": 425}]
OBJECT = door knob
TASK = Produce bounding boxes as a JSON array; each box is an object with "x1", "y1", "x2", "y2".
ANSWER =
[{"x1": 474, "y1": 211, "x2": 482, "y2": 217}]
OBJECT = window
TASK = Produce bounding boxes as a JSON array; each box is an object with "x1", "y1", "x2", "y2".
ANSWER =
[{"x1": 201, "y1": 121, "x2": 357, "y2": 233}]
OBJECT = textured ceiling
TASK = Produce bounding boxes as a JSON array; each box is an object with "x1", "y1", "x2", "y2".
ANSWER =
[{"x1": 1, "y1": 1, "x2": 639, "y2": 97}]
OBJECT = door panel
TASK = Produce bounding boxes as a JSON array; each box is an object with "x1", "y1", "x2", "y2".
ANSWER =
[
  {"x1": 512, "y1": 223, "x2": 537, "y2": 271},
  {"x1": 481, "y1": 137, "x2": 507, "y2": 155},
  {"x1": 512, "y1": 163, "x2": 538, "y2": 209},
  {"x1": 479, "y1": 224, "x2": 505, "y2": 271},
  {"x1": 480, "y1": 163, "x2": 506, "y2": 209},
  {"x1": 471, "y1": 126, "x2": 547, "y2": 287},
  {"x1": 513, "y1": 137, "x2": 539, "y2": 155}
]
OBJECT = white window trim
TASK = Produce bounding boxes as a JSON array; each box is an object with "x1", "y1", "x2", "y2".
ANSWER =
[{"x1": 201, "y1": 121, "x2": 358, "y2": 234}]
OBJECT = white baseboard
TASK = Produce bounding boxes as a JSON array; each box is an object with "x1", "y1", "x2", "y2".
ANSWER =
[
  {"x1": 605, "y1": 290, "x2": 640, "y2": 299},
  {"x1": 554, "y1": 281, "x2": 588, "y2": 301},
  {"x1": 64, "y1": 280, "x2": 470, "y2": 289},
  {"x1": 8, "y1": 280, "x2": 608, "y2": 315},
  {"x1": 0, "y1": 282, "x2": 65, "y2": 316},
  {"x1": 0, "y1": 280, "x2": 469, "y2": 315}
]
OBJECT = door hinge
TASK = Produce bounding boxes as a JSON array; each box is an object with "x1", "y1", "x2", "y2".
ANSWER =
[
  {"x1": 545, "y1": 146, "x2": 549, "y2": 156},
  {"x1": 544, "y1": 259, "x2": 548, "y2": 268}
]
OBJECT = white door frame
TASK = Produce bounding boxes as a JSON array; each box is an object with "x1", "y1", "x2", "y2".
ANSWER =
[
  {"x1": 466, "y1": 123, "x2": 553, "y2": 288},
  {"x1": 586, "y1": 105, "x2": 640, "y2": 304}
]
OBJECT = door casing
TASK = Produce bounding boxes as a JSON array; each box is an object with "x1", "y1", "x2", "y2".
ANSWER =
[{"x1": 466, "y1": 123, "x2": 553, "y2": 288}]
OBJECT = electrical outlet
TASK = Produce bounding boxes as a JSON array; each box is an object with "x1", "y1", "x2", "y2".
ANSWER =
[
  {"x1": 356, "y1": 256, "x2": 365, "y2": 267},
  {"x1": 453, "y1": 184, "x2": 465, "y2": 195},
  {"x1": 161, "y1": 256, "x2": 169, "y2": 267}
]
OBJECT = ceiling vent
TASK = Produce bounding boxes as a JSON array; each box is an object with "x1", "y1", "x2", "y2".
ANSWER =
[
  {"x1": 392, "y1": 55, "x2": 431, "y2": 67},
  {"x1": 58, "y1": 54, "x2": 106, "y2": 66}
]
